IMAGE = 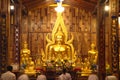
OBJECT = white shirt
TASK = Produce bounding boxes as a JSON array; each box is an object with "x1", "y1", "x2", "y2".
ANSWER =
[
  {"x1": 17, "y1": 74, "x2": 29, "y2": 80},
  {"x1": 1, "y1": 71, "x2": 16, "y2": 80},
  {"x1": 105, "y1": 75, "x2": 117, "y2": 80},
  {"x1": 59, "y1": 73, "x2": 72, "y2": 80},
  {"x1": 88, "y1": 74, "x2": 98, "y2": 80},
  {"x1": 36, "y1": 74, "x2": 47, "y2": 80}
]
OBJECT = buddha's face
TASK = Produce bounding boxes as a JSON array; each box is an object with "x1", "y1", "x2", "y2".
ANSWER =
[
  {"x1": 91, "y1": 43, "x2": 95, "y2": 49},
  {"x1": 55, "y1": 35, "x2": 64, "y2": 44},
  {"x1": 23, "y1": 42, "x2": 28, "y2": 49},
  {"x1": 24, "y1": 45, "x2": 27, "y2": 48}
]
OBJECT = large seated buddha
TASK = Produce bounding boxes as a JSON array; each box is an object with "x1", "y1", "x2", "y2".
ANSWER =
[
  {"x1": 41, "y1": 12, "x2": 76, "y2": 67},
  {"x1": 48, "y1": 27, "x2": 71, "y2": 62}
]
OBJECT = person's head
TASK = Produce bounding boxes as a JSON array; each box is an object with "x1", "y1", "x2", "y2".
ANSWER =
[
  {"x1": 62, "y1": 68, "x2": 67, "y2": 74},
  {"x1": 39, "y1": 69, "x2": 45, "y2": 75},
  {"x1": 7, "y1": 65, "x2": 13, "y2": 72}
]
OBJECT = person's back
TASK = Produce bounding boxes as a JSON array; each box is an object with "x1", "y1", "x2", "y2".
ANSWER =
[
  {"x1": 1, "y1": 65, "x2": 16, "y2": 80},
  {"x1": 105, "y1": 73, "x2": 118, "y2": 80},
  {"x1": 58, "y1": 68, "x2": 72, "y2": 80},
  {"x1": 105, "y1": 76, "x2": 117, "y2": 80},
  {"x1": 17, "y1": 74, "x2": 29, "y2": 80},
  {"x1": 88, "y1": 71, "x2": 98, "y2": 80},
  {"x1": 59, "y1": 73, "x2": 71, "y2": 80},
  {"x1": 36, "y1": 74, "x2": 47, "y2": 80},
  {"x1": 36, "y1": 70, "x2": 47, "y2": 80},
  {"x1": 88, "y1": 74, "x2": 98, "y2": 80}
]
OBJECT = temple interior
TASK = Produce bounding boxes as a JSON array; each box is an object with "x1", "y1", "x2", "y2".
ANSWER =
[{"x1": 0, "y1": 0, "x2": 120, "y2": 80}]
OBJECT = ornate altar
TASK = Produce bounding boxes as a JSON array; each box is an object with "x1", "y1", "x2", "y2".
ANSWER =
[{"x1": 19, "y1": 1, "x2": 98, "y2": 77}]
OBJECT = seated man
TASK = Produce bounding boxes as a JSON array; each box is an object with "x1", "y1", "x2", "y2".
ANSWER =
[{"x1": 1, "y1": 65, "x2": 16, "y2": 80}]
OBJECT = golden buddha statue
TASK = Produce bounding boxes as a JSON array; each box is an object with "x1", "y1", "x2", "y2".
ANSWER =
[
  {"x1": 88, "y1": 43, "x2": 98, "y2": 70},
  {"x1": 25, "y1": 57, "x2": 36, "y2": 75},
  {"x1": 20, "y1": 41, "x2": 30, "y2": 69},
  {"x1": 81, "y1": 58, "x2": 92, "y2": 76},
  {"x1": 41, "y1": 11, "x2": 76, "y2": 66},
  {"x1": 75, "y1": 57, "x2": 82, "y2": 68},
  {"x1": 20, "y1": 41, "x2": 36, "y2": 75},
  {"x1": 48, "y1": 27, "x2": 71, "y2": 62}
]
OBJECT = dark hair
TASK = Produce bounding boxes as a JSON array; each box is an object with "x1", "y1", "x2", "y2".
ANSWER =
[
  {"x1": 7, "y1": 65, "x2": 13, "y2": 71},
  {"x1": 62, "y1": 68, "x2": 67, "y2": 74}
]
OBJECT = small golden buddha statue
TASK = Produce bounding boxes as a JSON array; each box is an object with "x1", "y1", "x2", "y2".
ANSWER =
[
  {"x1": 20, "y1": 41, "x2": 31, "y2": 69},
  {"x1": 75, "y1": 57, "x2": 82, "y2": 68},
  {"x1": 20, "y1": 42, "x2": 36, "y2": 75},
  {"x1": 25, "y1": 57, "x2": 36, "y2": 74},
  {"x1": 106, "y1": 63, "x2": 111, "y2": 74},
  {"x1": 88, "y1": 43, "x2": 98, "y2": 67},
  {"x1": 81, "y1": 58, "x2": 91, "y2": 76}
]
